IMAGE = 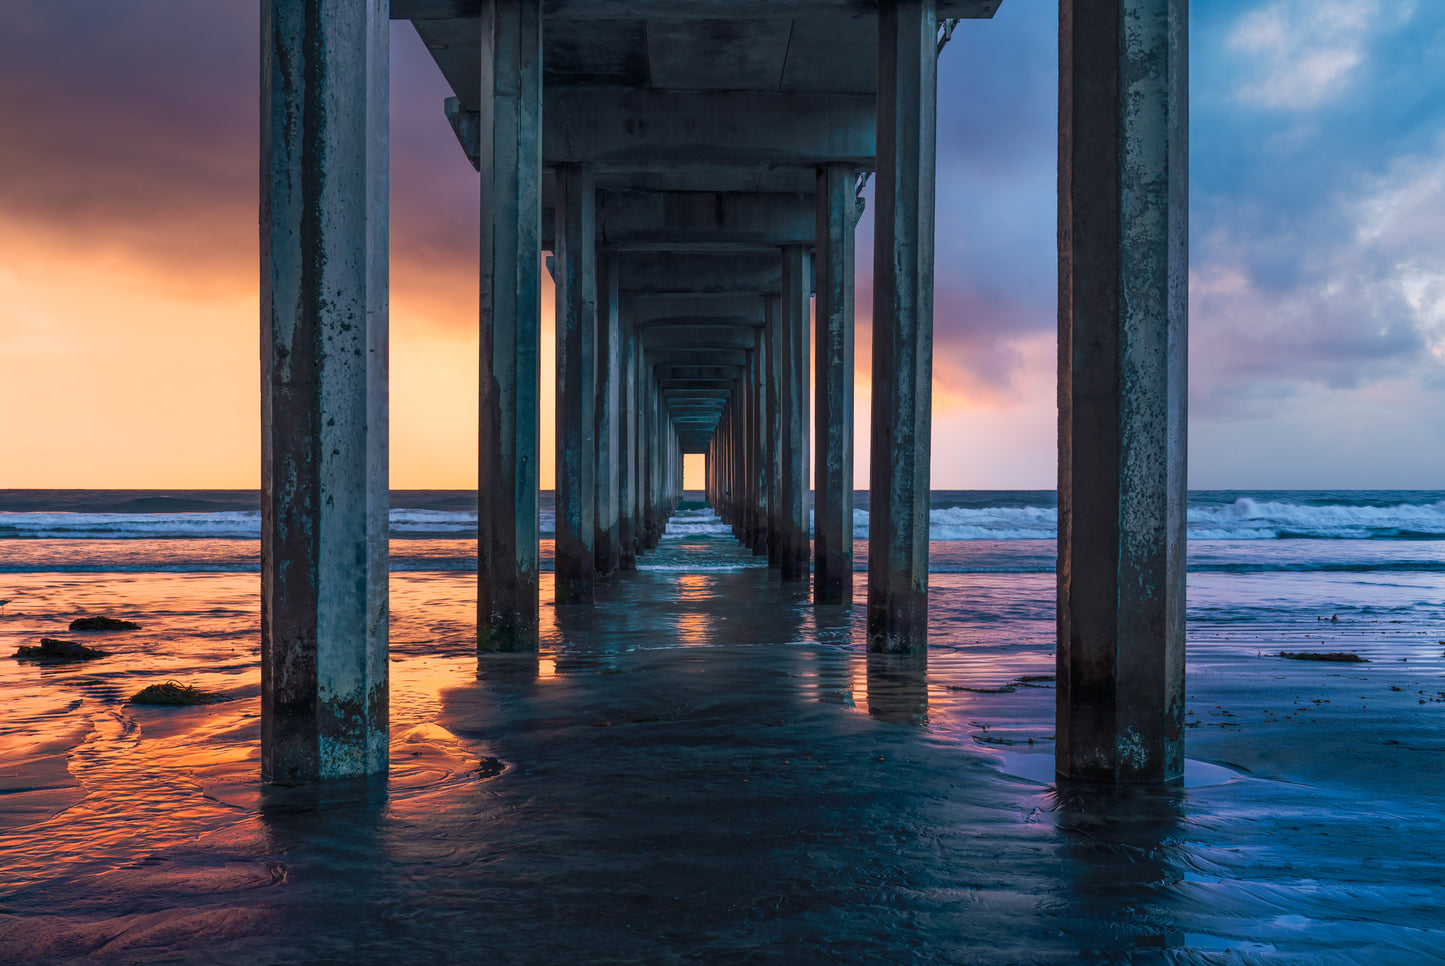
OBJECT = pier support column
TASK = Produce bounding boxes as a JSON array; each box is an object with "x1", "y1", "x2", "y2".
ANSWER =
[
  {"x1": 868, "y1": 0, "x2": 937, "y2": 652},
  {"x1": 814, "y1": 163, "x2": 859, "y2": 605},
  {"x1": 595, "y1": 251, "x2": 621, "y2": 579},
  {"x1": 641, "y1": 375, "x2": 657, "y2": 549},
  {"x1": 1057, "y1": 0, "x2": 1188, "y2": 783},
  {"x1": 743, "y1": 344, "x2": 760, "y2": 548},
  {"x1": 261, "y1": 0, "x2": 389, "y2": 782},
  {"x1": 752, "y1": 327, "x2": 770, "y2": 555},
  {"x1": 554, "y1": 163, "x2": 597, "y2": 604},
  {"x1": 478, "y1": 0, "x2": 542, "y2": 649},
  {"x1": 780, "y1": 245, "x2": 811, "y2": 584},
  {"x1": 765, "y1": 295, "x2": 784, "y2": 568},
  {"x1": 618, "y1": 313, "x2": 637, "y2": 569}
]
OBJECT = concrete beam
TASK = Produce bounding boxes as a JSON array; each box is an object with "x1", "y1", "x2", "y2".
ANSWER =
[
  {"x1": 261, "y1": 0, "x2": 389, "y2": 783},
  {"x1": 619, "y1": 253, "x2": 781, "y2": 295},
  {"x1": 1057, "y1": 0, "x2": 1188, "y2": 784},
  {"x1": 394, "y1": 1, "x2": 1002, "y2": 21},
  {"x1": 657, "y1": 379, "x2": 737, "y2": 391},
  {"x1": 624, "y1": 294, "x2": 766, "y2": 328},
  {"x1": 664, "y1": 391, "x2": 734, "y2": 401},
  {"x1": 655, "y1": 365, "x2": 743, "y2": 381},
  {"x1": 599, "y1": 191, "x2": 816, "y2": 251},
  {"x1": 548, "y1": 90, "x2": 874, "y2": 166},
  {"x1": 642, "y1": 325, "x2": 762, "y2": 351},
  {"x1": 647, "y1": 349, "x2": 749, "y2": 369}
]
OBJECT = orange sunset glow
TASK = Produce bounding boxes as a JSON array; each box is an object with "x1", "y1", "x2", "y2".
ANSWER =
[{"x1": 0, "y1": 13, "x2": 1056, "y2": 492}]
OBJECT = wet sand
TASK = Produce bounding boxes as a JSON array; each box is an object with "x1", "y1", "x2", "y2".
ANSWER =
[{"x1": 2, "y1": 523, "x2": 1444, "y2": 963}]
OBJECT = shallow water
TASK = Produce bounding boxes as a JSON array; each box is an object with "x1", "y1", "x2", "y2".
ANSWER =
[{"x1": 2, "y1": 508, "x2": 1445, "y2": 963}]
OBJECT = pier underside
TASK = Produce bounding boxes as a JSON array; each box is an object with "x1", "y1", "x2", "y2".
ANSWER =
[{"x1": 260, "y1": 0, "x2": 1188, "y2": 783}]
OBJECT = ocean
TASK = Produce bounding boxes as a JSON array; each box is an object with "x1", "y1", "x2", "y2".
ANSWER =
[
  {"x1": 3, "y1": 488, "x2": 1444, "y2": 962},
  {"x1": 5, "y1": 488, "x2": 1444, "y2": 575}
]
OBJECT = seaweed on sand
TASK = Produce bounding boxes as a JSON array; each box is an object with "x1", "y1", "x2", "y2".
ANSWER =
[
  {"x1": 129, "y1": 681, "x2": 230, "y2": 705},
  {"x1": 1278, "y1": 651, "x2": 1368, "y2": 663}
]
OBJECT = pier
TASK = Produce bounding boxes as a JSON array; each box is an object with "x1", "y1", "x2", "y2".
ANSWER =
[{"x1": 260, "y1": 0, "x2": 1187, "y2": 784}]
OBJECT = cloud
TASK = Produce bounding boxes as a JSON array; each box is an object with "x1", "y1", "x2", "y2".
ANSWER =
[
  {"x1": 1191, "y1": 128, "x2": 1445, "y2": 417},
  {"x1": 1224, "y1": 0, "x2": 1414, "y2": 110}
]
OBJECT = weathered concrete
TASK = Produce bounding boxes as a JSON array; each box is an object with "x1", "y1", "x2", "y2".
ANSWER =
[
  {"x1": 751, "y1": 326, "x2": 770, "y2": 555},
  {"x1": 742, "y1": 345, "x2": 759, "y2": 547},
  {"x1": 640, "y1": 374, "x2": 657, "y2": 550},
  {"x1": 1057, "y1": 0, "x2": 1188, "y2": 783},
  {"x1": 813, "y1": 163, "x2": 860, "y2": 605},
  {"x1": 779, "y1": 245, "x2": 811, "y2": 584},
  {"x1": 596, "y1": 250, "x2": 621, "y2": 579},
  {"x1": 545, "y1": 91, "x2": 875, "y2": 169},
  {"x1": 867, "y1": 0, "x2": 937, "y2": 653},
  {"x1": 623, "y1": 294, "x2": 766, "y2": 328},
  {"x1": 261, "y1": 0, "x2": 389, "y2": 782},
  {"x1": 765, "y1": 295, "x2": 783, "y2": 568},
  {"x1": 619, "y1": 253, "x2": 780, "y2": 296},
  {"x1": 396, "y1": 1, "x2": 1003, "y2": 20},
  {"x1": 554, "y1": 163, "x2": 598, "y2": 604},
  {"x1": 598, "y1": 191, "x2": 816, "y2": 252},
  {"x1": 477, "y1": 0, "x2": 543, "y2": 650},
  {"x1": 617, "y1": 291, "x2": 637, "y2": 570}
]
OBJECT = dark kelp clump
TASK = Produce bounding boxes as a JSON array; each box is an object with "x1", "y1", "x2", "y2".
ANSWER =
[
  {"x1": 14, "y1": 638, "x2": 109, "y2": 662},
  {"x1": 1278, "y1": 651, "x2": 1368, "y2": 663},
  {"x1": 129, "y1": 681, "x2": 229, "y2": 706},
  {"x1": 70, "y1": 616, "x2": 141, "y2": 631}
]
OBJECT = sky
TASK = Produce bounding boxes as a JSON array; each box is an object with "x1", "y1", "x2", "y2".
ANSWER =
[{"x1": 1, "y1": 1, "x2": 1443, "y2": 490}]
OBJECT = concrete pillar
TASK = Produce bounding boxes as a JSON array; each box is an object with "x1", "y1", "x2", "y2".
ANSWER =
[
  {"x1": 814, "y1": 163, "x2": 859, "y2": 605},
  {"x1": 260, "y1": 0, "x2": 389, "y2": 782},
  {"x1": 652, "y1": 383, "x2": 666, "y2": 541},
  {"x1": 618, "y1": 314, "x2": 637, "y2": 569},
  {"x1": 751, "y1": 327, "x2": 770, "y2": 555},
  {"x1": 554, "y1": 163, "x2": 597, "y2": 604},
  {"x1": 780, "y1": 245, "x2": 812, "y2": 583},
  {"x1": 765, "y1": 295, "x2": 784, "y2": 568},
  {"x1": 595, "y1": 251, "x2": 621, "y2": 579},
  {"x1": 478, "y1": 0, "x2": 543, "y2": 650},
  {"x1": 743, "y1": 347, "x2": 758, "y2": 547},
  {"x1": 1057, "y1": 0, "x2": 1188, "y2": 783},
  {"x1": 868, "y1": 0, "x2": 937, "y2": 652},
  {"x1": 641, "y1": 373, "x2": 656, "y2": 549}
]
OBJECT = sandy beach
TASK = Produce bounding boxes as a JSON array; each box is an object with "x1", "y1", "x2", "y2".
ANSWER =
[{"x1": 2, "y1": 510, "x2": 1443, "y2": 964}]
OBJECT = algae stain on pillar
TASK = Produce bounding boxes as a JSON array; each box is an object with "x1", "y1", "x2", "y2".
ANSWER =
[
  {"x1": 261, "y1": 0, "x2": 390, "y2": 782},
  {"x1": 1057, "y1": 0, "x2": 1187, "y2": 783}
]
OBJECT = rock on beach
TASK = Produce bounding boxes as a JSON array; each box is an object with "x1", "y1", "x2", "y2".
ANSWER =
[
  {"x1": 69, "y1": 616, "x2": 141, "y2": 631},
  {"x1": 13, "y1": 638, "x2": 109, "y2": 662}
]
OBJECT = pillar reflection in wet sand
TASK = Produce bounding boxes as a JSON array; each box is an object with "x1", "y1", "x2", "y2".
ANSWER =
[{"x1": 864, "y1": 653, "x2": 929, "y2": 726}]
